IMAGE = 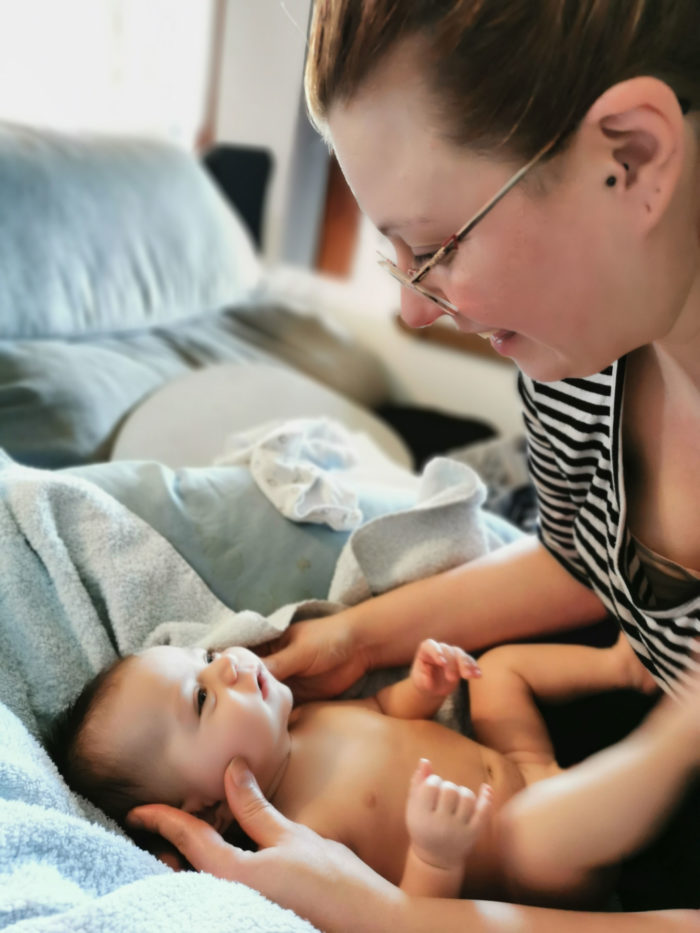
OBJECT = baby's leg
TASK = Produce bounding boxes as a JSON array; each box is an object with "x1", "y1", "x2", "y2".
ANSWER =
[
  {"x1": 498, "y1": 668, "x2": 700, "y2": 904},
  {"x1": 469, "y1": 640, "x2": 648, "y2": 773},
  {"x1": 400, "y1": 758, "x2": 493, "y2": 898}
]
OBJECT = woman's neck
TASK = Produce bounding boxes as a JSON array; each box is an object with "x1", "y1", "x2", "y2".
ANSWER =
[{"x1": 651, "y1": 267, "x2": 700, "y2": 390}]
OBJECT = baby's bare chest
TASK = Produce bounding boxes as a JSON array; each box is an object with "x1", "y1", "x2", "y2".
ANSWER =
[{"x1": 284, "y1": 705, "x2": 493, "y2": 883}]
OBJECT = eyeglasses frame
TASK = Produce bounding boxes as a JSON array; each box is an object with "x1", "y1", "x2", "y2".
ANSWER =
[
  {"x1": 376, "y1": 137, "x2": 560, "y2": 315},
  {"x1": 376, "y1": 89, "x2": 694, "y2": 316}
]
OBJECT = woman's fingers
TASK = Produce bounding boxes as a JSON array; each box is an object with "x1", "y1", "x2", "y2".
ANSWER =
[
  {"x1": 223, "y1": 757, "x2": 292, "y2": 848},
  {"x1": 261, "y1": 640, "x2": 298, "y2": 682},
  {"x1": 127, "y1": 804, "x2": 239, "y2": 877},
  {"x1": 127, "y1": 759, "x2": 292, "y2": 879}
]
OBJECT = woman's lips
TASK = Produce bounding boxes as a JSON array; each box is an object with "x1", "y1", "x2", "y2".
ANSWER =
[
  {"x1": 476, "y1": 328, "x2": 513, "y2": 341},
  {"x1": 488, "y1": 330, "x2": 517, "y2": 355}
]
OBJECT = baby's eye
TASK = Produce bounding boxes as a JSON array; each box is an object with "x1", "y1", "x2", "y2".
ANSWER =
[
  {"x1": 196, "y1": 686, "x2": 208, "y2": 715},
  {"x1": 205, "y1": 649, "x2": 216, "y2": 664}
]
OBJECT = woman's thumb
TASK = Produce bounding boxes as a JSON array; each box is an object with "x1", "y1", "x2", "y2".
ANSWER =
[
  {"x1": 224, "y1": 757, "x2": 289, "y2": 847},
  {"x1": 264, "y1": 645, "x2": 296, "y2": 681}
]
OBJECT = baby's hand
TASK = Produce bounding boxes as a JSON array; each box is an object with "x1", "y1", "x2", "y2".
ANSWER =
[
  {"x1": 410, "y1": 639, "x2": 481, "y2": 698},
  {"x1": 405, "y1": 758, "x2": 493, "y2": 871}
]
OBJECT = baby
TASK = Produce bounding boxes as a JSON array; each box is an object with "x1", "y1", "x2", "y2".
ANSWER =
[{"x1": 49, "y1": 633, "x2": 698, "y2": 906}]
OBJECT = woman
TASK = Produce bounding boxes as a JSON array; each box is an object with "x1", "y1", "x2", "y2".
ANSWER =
[
  {"x1": 267, "y1": 0, "x2": 700, "y2": 704},
  {"x1": 130, "y1": 2, "x2": 700, "y2": 928}
]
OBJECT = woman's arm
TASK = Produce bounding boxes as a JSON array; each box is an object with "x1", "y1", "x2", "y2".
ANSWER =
[
  {"x1": 265, "y1": 536, "x2": 607, "y2": 699},
  {"x1": 128, "y1": 759, "x2": 699, "y2": 933}
]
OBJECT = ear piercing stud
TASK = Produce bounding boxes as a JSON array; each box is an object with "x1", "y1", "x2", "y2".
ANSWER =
[{"x1": 606, "y1": 162, "x2": 630, "y2": 187}]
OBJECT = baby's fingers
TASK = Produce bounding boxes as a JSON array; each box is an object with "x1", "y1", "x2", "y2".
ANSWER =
[
  {"x1": 410, "y1": 757, "x2": 433, "y2": 792},
  {"x1": 468, "y1": 783, "x2": 494, "y2": 832},
  {"x1": 419, "y1": 639, "x2": 448, "y2": 666},
  {"x1": 456, "y1": 649, "x2": 481, "y2": 680}
]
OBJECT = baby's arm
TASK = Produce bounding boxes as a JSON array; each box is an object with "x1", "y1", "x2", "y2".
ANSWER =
[
  {"x1": 371, "y1": 639, "x2": 481, "y2": 720},
  {"x1": 469, "y1": 636, "x2": 657, "y2": 767},
  {"x1": 401, "y1": 758, "x2": 493, "y2": 898}
]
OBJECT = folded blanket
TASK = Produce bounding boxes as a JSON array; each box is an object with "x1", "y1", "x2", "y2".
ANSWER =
[{"x1": 0, "y1": 444, "x2": 515, "y2": 931}]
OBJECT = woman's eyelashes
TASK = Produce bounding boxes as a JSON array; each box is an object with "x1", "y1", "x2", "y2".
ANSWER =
[{"x1": 411, "y1": 251, "x2": 434, "y2": 264}]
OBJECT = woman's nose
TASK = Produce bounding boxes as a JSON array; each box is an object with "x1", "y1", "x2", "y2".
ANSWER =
[{"x1": 399, "y1": 288, "x2": 447, "y2": 329}]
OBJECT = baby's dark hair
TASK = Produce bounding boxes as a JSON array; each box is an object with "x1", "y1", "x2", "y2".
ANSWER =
[
  {"x1": 46, "y1": 650, "x2": 258, "y2": 858},
  {"x1": 45, "y1": 655, "x2": 151, "y2": 827}
]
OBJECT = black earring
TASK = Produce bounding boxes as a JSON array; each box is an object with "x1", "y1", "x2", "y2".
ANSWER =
[{"x1": 605, "y1": 175, "x2": 617, "y2": 187}]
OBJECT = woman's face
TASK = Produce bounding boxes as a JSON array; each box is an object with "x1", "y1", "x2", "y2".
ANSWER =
[{"x1": 327, "y1": 47, "x2": 690, "y2": 382}]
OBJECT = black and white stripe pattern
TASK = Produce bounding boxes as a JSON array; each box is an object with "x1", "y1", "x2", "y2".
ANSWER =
[{"x1": 519, "y1": 359, "x2": 700, "y2": 696}]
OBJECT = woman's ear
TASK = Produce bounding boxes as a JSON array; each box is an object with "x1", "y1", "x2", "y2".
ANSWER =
[{"x1": 582, "y1": 76, "x2": 687, "y2": 227}]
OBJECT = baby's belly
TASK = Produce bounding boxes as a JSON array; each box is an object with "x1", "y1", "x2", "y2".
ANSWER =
[{"x1": 348, "y1": 718, "x2": 526, "y2": 889}]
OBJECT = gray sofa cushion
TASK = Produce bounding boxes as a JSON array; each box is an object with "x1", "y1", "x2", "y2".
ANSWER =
[
  {"x1": 0, "y1": 124, "x2": 390, "y2": 467},
  {"x1": 0, "y1": 123, "x2": 260, "y2": 339}
]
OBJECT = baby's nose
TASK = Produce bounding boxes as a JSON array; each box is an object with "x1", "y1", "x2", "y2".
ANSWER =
[{"x1": 208, "y1": 652, "x2": 239, "y2": 686}]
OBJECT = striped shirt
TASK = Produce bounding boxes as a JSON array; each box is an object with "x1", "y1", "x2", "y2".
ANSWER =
[{"x1": 518, "y1": 358, "x2": 700, "y2": 696}]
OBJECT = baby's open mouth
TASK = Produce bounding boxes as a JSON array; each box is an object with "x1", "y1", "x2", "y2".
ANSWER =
[{"x1": 257, "y1": 666, "x2": 268, "y2": 699}]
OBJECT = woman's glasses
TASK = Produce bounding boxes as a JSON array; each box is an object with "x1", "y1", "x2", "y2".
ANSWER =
[
  {"x1": 377, "y1": 85, "x2": 697, "y2": 315},
  {"x1": 376, "y1": 139, "x2": 558, "y2": 314}
]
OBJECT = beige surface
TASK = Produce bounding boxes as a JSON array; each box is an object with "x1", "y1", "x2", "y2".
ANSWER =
[{"x1": 111, "y1": 363, "x2": 413, "y2": 469}]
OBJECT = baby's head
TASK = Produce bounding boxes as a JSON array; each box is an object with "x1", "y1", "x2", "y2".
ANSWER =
[{"x1": 48, "y1": 645, "x2": 293, "y2": 830}]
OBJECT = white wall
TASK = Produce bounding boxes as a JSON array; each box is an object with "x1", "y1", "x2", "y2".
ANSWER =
[{"x1": 214, "y1": 0, "x2": 328, "y2": 265}]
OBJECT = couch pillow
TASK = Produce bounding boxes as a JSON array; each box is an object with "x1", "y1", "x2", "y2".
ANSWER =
[
  {"x1": 0, "y1": 124, "x2": 260, "y2": 339},
  {"x1": 64, "y1": 459, "x2": 417, "y2": 614},
  {"x1": 0, "y1": 304, "x2": 391, "y2": 468}
]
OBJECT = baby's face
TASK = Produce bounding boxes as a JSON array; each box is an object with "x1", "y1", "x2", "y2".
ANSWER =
[{"x1": 102, "y1": 645, "x2": 293, "y2": 817}]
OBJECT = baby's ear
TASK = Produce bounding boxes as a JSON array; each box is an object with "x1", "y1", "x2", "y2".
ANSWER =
[
  {"x1": 184, "y1": 798, "x2": 234, "y2": 835},
  {"x1": 211, "y1": 799, "x2": 234, "y2": 835},
  {"x1": 181, "y1": 792, "x2": 216, "y2": 822}
]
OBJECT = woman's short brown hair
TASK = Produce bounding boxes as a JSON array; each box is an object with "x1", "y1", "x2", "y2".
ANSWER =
[{"x1": 305, "y1": 0, "x2": 699, "y2": 159}]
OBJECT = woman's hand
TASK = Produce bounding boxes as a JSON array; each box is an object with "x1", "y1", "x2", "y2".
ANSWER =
[
  {"x1": 127, "y1": 758, "x2": 404, "y2": 933},
  {"x1": 261, "y1": 613, "x2": 371, "y2": 701}
]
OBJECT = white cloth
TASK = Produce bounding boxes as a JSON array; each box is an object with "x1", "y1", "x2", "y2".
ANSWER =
[{"x1": 216, "y1": 418, "x2": 365, "y2": 531}]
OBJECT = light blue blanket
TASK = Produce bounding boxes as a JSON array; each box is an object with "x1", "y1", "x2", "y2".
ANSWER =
[{"x1": 0, "y1": 449, "x2": 517, "y2": 930}]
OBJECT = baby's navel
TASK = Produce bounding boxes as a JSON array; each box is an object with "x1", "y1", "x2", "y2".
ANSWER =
[{"x1": 363, "y1": 790, "x2": 377, "y2": 809}]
